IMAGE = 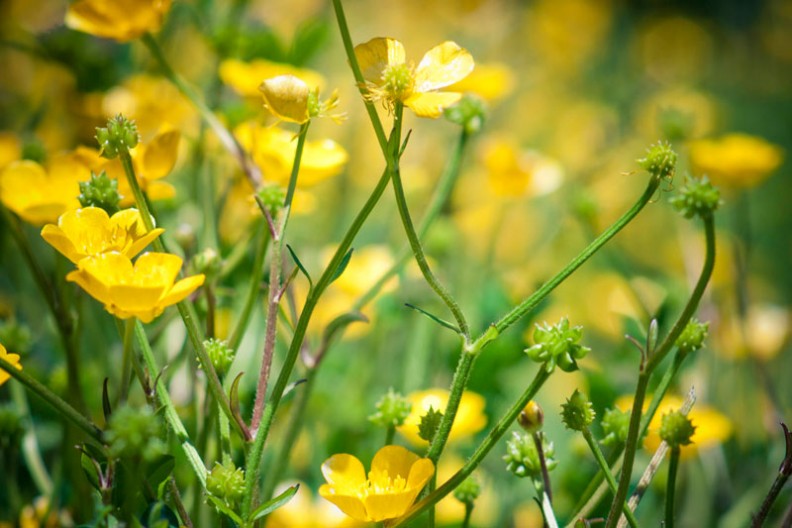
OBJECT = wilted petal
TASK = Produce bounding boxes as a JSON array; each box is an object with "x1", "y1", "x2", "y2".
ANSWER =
[
  {"x1": 260, "y1": 75, "x2": 311, "y2": 124},
  {"x1": 414, "y1": 41, "x2": 474, "y2": 93},
  {"x1": 354, "y1": 38, "x2": 406, "y2": 84}
]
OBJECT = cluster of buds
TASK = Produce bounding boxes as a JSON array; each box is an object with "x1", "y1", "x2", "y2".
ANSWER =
[
  {"x1": 525, "y1": 317, "x2": 591, "y2": 372},
  {"x1": 503, "y1": 431, "x2": 557, "y2": 480},
  {"x1": 638, "y1": 141, "x2": 677, "y2": 181},
  {"x1": 600, "y1": 407, "x2": 631, "y2": 448},
  {"x1": 369, "y1": 388, "x2": 412, "y2": 428},
  {"x1": 202, "y1": 338, "x2": 235, "y2": 378},
  {"x1": 659, "y1": 410, "x2": 696, "y2": 448},
  {"x1": 95, "y1": 114, "x2": 139, "y2": 159},
  {"x1": 675, "y1": 318, "x2": 709, "y2": 356},
  {"x1": 444, "y1": 94, "x2": 487, "y2": 134},
  {"x1": 105, "y1": 405, "x2": 166, "y2": 462},
  {"x1": 206, "y1": 460, "x2": 246, "y2": 509},
  {"x1": 78, "y1": 172, "x2": 121, "y2": 215},
  {"x1": 670, "y1": 177, "x2": 721, "y2": 219},
  {"x1": 561, "y1": 390, "x2": 596, "y2": 432}
]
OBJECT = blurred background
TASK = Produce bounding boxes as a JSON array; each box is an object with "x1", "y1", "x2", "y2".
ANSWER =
[{"x1": 1, "y1": 0, "x2": 791, "y2": 526}]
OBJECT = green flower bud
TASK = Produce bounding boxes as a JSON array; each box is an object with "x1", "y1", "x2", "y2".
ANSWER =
[
  {"x1": 670, "y1": 176, "x2": 721, "y2": 219},
  {"x1": 675, "y1": 318, "x2": 709, "y2": 356},
  {"x1": 207, "y1": 460, "x2": 245, "y2": 507},
  {"x1": 191, "y1": 248, "x2": 222, "y2": 282},
  {"x1": 418, "y1": 406, "x2": 444, "y2": 443},
  {"x1": 525, "y1": 317, "x2": 591, "y2": 373},
  {"x1": 96, "y1": 114, "x2": 139, "y2": 159},
  {"x1": 453, "y1": 473, "x2": 481, "y2": 505},
  {"x1": 105, "y1": 405, "x2": 166, "y2": 462},
  {"x1": 0, "y1": 320, "x2": 31, "y2": 355},
  {"x1": 79, "y1": 171, "x2": 121, "y2": 215},
  {"x1": 21, "y1": 139, "x2": 46, "y2": 164},
  {"x1": 638, "y1": 141, "x2": 677, "y2": 181},
  {"x1": 202, "y1": 339, "x2": 235, "y2": 378},
  {"x1": 256, "y1": 184, "x2": 287, "y2": 216},
  {"x1": 600, "y1": 407, "x2": 631, "y2": 448},
  {"x1": 444, "y1": 94, "x2": 488, "y2": 134},
  {"x1": 659, "y1": 410, "x2": 696, "y2": 448},
  {"x1": 503, "y1": 431, "x2": 557, "y2": 479},
  {"x1": 0, "y1": 403, "x2": 25, "y2": 450},
  {"x1": 561, "y1": 390, "x2": 596, "y2": 431},
  {"x1": 658, "y1": 108, "x2": 694, "y2": 142},
  {"x1": 518, "y1": 400, "x2": 544, "y2": 434},
  {"x1": 369, "y1": 388, "x2": 412, "y2": 428}
]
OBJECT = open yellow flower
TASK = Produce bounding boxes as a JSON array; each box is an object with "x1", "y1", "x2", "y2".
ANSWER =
[
  {"x1": 0, "y1": 156, "x2": 90, "y2": 225},
  {"x1": 0, "y1": 342, "x2": 22, "y2": 386},
  {"x1": 353, "y1": 37, "x2": 474, "y2": 118},
  {"x1": 67, "y1": 252, "x2": 205, "y2": 323},
  {"x1": 65, "y1": 0, "x2": 172, "y2": 42},
  {"x1": 688, "y1": 133, "x2": 784, "y2": 189},
  {"x1": 399, "y1": 389, "x2": 487, "y2": 445},
  {"x1": 41, "y1": 207, "x2": 164, "y2": 264},
  {"x1": 319, "y1": 445, "x2": 434, "y2": 523}
]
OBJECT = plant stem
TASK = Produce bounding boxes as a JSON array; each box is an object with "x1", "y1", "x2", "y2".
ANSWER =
[
  {"x1": 140, "y1": 32, "x2": 262, "y2": 189},
  {"x1": 665, "y1": 447, "x2": 681, "y2": 528},
  {"x1": 390, "y1": 367, "x2": 551, "y2": 527},
  {"x1": 118, "y1": 149, "x2": 250, "y2": 441},
  {"x1": 461, "y1": 503, "x2": 473, "y2": 528},
  {"x1": 10, "y1": 381, "x2": 54, "y2": 497},
  {"x1": 752, "y1": 423, "x2": 792, "y2": 527},
  {"x1": 534, "y1": 432, "x2": 554, "y2": 505},
  {"x1": 119, "y1": 318, "x2": 135, "y2": 404},
  {"x1": 228, "y1": 221, "x2": 270, "y2": 351},
  {"x1": 0, "y1": 355, "x2": 103, "y2": 443},
  {"x1": 133, "y1": 321, "x2": 208, "y2": 487}
]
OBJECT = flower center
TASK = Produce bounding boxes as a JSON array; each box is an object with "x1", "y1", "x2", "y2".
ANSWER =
[{"x1": 381, "y1": 63, "x2": 414, "y2": 101}]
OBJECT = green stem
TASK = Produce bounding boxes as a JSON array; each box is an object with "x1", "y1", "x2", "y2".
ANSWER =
[
  {"x1": 665, "y1": 447, "x2": 681, "y2": 528},
  {"x1": 119, "y1": 318, "x2": 135, "y2": 404},
  {"x1": 461, "y1": 503, "x2": 473, "y2": 528},
  {"x1": 581, "y1": 428, "x2": 639, "y2": 528},
  {"x1": 140, "y1": 32, "x2": 263, "y2": 188},
  {"x1": 133, "y1": 320, "x2": 208, "y2": 487},
  {"x1": 533, "y1": 432, "x2": 553, "y2": 504},
  {"x1": 228, "y1": 221, "x2": 270, "y2": 351},
  {"x1": 10, "y1": 381, "x2": 54, "y2": 497},
  {"x1": 606, "y1": 215, "x2": 716, "y2": 528},
  {"x1": 118, "y1": 149, "x2": 250, "y2": 441},
  {"x1": 426, "y1": 350, "x2": 475, "y2": 463},
  {"x1": 390, "y1": 367, "x2": 551, "y2": 527},
  {"x1": 0, "y1": 356, "x2": 103, "y2": 443}
]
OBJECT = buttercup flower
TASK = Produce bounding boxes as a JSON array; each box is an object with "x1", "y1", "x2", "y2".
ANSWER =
[
  {"x1": 0, "y1": 155, "x2": 91, "y2": 225},
  {"x1": 220, "y1": 58, "x2": 325, "y2": 98},
  {"x1": 67, "y1": 252, "x2": 205, "y2": 323},
  {"x1": 260, "y1": 75, "x2": 343, "y2": 124},
  {"x1": 0, "y1": 342, "x2": 22, "y2": 386},
  {"x1": 399, "y1": 388, "x2": 486, "y2": 445},
  {"x1": 688, "y1": 133, "x2": 784, "y2": 188},
  {"x1": 353, "y1": 37, "x2": 474, "y2": 118},
  {"x1": 65, "y1": 0, "x2": 172, "y2": 42},
  {"x1": 267, "y1": 481, "x2": 363, "y2": 528},
  {"x1": 319, "y1": 445, "x2": 434, "y2": 523},
  {"x1": 41, "y1": 207, "x2": 164, "y2": 264}
]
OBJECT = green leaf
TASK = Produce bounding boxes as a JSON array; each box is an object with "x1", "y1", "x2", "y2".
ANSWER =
[
  {"x1": 206, "y1": 495, "x2": 244, "y2": 525},
  {"x1": 418, "y1": 406, "x2": 444, "y2": 442},
  {"x1": 248, "y1": 483, "x2": 299, "y2": 522},
  {"x1": 289, "y1": 19, "x2": 330, "y2": 66},
  {"x1": 319, "y1": 311, "x2": 368, "y2": 353},
  {"x1": 286, "y1": 244, "x2": 313, "y2": 290},
  {"x1": 329, "y1": 248, "x2": 354, "y2": 284},
  {"x1": 404, "y1": 303, "x2": 461, "y2": 334},
  {"x1": 80, "y1": 450, "x2": 102, "y2": 491},
  {"x1": 145, "y1": 455, "x2": 175, "y2": 497}
]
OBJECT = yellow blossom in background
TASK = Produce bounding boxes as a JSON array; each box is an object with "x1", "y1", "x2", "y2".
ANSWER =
[
  {"x1": 219, "y1": 58, "x2": 325, "y2": 98},
  {"x1": 235, "y1": 122, "x2": 348, "y2": 187},
  {"x1": 399, "y1": 388, "x2": 486, "y2": 445},
  {"x1": 0, "y1": 132, "x2": 21, "y2": 170},
  {"x1": 446, "y1": 62, "x2": 516, "y2": 102},
  {"x1": 41, "y1": 207, "x2": 164, "y2": 264},
  {"x1": 267, "y1": 481, "x2": 364, "y2": 528},
  {"x1": 0, "y1": 155, "x2": 90, "y2": 225},
  {"x1": 688, "y1": 133, "x2": 784, "y2": 188},
  {"x1": 67, "y1": 252, "x2": 205, "y2": 323},
  {"x1": 319, "y1": 445, "x2": 435, "y2": 523},
  {"x1": 65, "y1": 0, "x2": 172, "y2": 42},
  {"x1": 353, "y1": 37, "x2": 474, "y2": 118},
  {"x1": 0, "y1": 342, "x2": 23, "y2": 386},
  {"x1": 716, "y1": 303, "x2": 790, "y2": 361},
  {"x1": 616, "y1": 394, "x2": 733, "y2": 457},
  {"x1": 481, "y1": 138, "x2": 564, "y2": 198}
]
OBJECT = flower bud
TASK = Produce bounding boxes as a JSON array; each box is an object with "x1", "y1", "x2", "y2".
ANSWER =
[
  {"x1": 206, "y1": 460, "x2": 245, "y2": 508},
  {"x1": 517, "y1": 400, "x2": 544, "y2": 433},
  {"x1": 78, "y1": 172, "x2": 121, "y2": 215},
  {"x1": 105, "y1": 405, "x2": 165, "y2": 462},
  {"x1": 256, "y1": 184, "x2": 287, "y2": 216},
  {"x1": 561, "y1": 390, "x2": 595, "y2": 431},
  {"x1": 503, "y1": 431, "x2": 557, "y2": 479},
  {"x1": 95, "y1": 114, "x2": 139, "y2": 159},
  {"x1": 600, "y1": 407, "x2": 631, "y2": 448},
  {"x1": 525, "y1": 317, "x2": 591, "y2": 373},
  {"x1": 675, "y1": 318, "x2": 709, "y2": 356},
  {"x1": 453, "y1": 473, "x2": 481, "y2": 505},
  {"x1": 191, "y1": 248, "x2": 222, "y2": 282},
  {"x1": 638, "y1": 141, "x2": 677, "y2": 181},
  {"x1": 670, "y1": 176, "x2": 721, "y2": 219},
  {"x1": 659, "y1": 410, "x2": 696, "y2": 448},
  {"x1": 369, "y1": 388, "x2": 412, "y2": 428},
  {"x1": 444, "y1": 94, "x2": 488, "y2": 134},
  {"x1": 202, "y1": 338, "x2": 235, "y2": 378}
]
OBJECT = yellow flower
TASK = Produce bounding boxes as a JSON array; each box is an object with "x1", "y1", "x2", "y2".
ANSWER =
[
  {"x1": 445, "y1": 62, "x2": 516, "y2": 102},
  {"x1": 41, "y1": 207, "x2": 164, "y2": 264},
  {"x1": 219, "y1": 58, "x2": 325, "y2": 98},
  {"x1": 67, "y1": 252, "x2": 205, "y2": 323},
  {"x1": 688, "y1": 133, "x2": 784, "y2": 188},
  {"x1": 0, "y1": 132, "x2": 21, "y2": 171},
  {"x1": 615, "y1": 394, "x2": 733, "y2": 457},
  {"x1": 259, "y1": 75, "x2": 343, "y2": 124},
  {"x1": 399, "y1": 389, "x2": 487, "y2": 446},
  {"x1": 319, "y1": 445, "x2": 435, "y2": 523},
  {"x1": 267, "y1": 481, "x2": 364, "y2": 528},
  {"x1": 235, "y1": 122, "x2": 348, "y2": 187},
  {"x1": 353, "y1": 37, "x2": 474, "y2": 118},
  {"x1": 0, "y1": 342, "x2": 22, "y2": 386},
  {"x1": 0, "y1": 156, "x2": 90, "y2": 225},
  {"x1": 481, "y1": 139, "x2": 564, "y2": 198},
  {"x1": 65, "y1": 0, "x2": 172, "y2": 42}
]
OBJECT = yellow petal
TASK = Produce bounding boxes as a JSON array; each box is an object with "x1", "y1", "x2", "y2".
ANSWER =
[
  {"x1": 364, "y1": 490, "x2": 418, "y2": 522},
  {"x1": 318, "y1": 485, "x2": 369, "y2": 522},
  {"x1": 158, "y1": 274, "x2": 205, "y2": 307},
  {"x1": 259, "y1": 75, "x2": 311, "y2": 124},
  {"x1": 110, "y1": 284, "x2": 166, "y2": 313},
  {"x1": 133, "y1": 252, "x2": 183, "y2": 287},
  {"x1": 140, "y1": 129, "x2": 180, "y2": 180},
  {"x1": 0, "y1": 343, "x2": 22, "y2": 386},
  {"x1": 404, "y1": 92, "x2": 462, "y2": 118},
  {"x1": 125, "y1": 228, "x2": 165, "y2": 258},
  {"x1": 354, "y1": 37, "x2": 406, "y2": 84},
  {"x1": 144, "y1": 181, "x2": 177, "y2": 201},
  {"x1": 370, "y1": 445, "x2": 420, "y2": 480},
  {"x1": 407, "y1": 458, "x2": 435, "y2": 490},
  {"x1": 321, "y1": 454, "x2": 366, "y2": 491},
  {"x1": 40, "y1": 224, "x2": 82, "y2": 263},
  {"x1": 414, "y1": 41, "x2": 474, "y2": 93}
]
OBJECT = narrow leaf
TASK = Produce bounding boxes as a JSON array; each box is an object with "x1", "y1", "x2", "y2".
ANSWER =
[
  {"x1": 286, "y1": 244, "x2": 312, "y2": 289},
  {"x1": 329, "y1": 248, "x2": 354, "y2": 283},
  {"x1": 404, "y1": 303, "x2": 462, "y2": 334},
  {"x1": 249, "y1": 483, "x2": 299, "y2": 522}
]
